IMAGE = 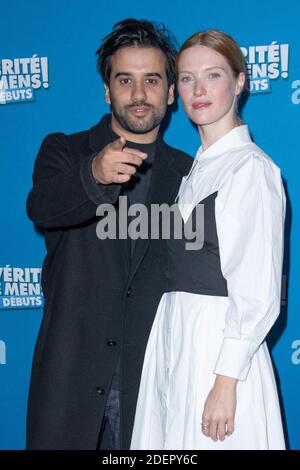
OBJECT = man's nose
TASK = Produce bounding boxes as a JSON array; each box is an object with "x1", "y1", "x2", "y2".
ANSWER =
[{"x1": 131, "y1": 81, "x2": 147, "y2": 101}]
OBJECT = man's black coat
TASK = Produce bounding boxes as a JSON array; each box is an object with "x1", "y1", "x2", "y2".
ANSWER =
[{"x1": 26, "y1": 114, "x2": 192, "y2": 449}]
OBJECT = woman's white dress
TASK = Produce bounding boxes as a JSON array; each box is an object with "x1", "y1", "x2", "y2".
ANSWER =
[{"x1": 130, "y1": 125, "x2": 286, "y2": 450}]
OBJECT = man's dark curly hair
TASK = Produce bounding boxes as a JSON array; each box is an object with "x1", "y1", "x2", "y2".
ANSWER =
[{"x1": 96, "y1": 18, "x2": 178, "y2": 86}]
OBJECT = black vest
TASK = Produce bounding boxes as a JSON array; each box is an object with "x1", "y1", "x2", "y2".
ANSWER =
[{"x1": 165, "y1": 191, "x2": 228, "y2": 296}]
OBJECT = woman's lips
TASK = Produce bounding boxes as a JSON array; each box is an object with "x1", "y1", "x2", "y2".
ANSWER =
[{"x1": 192, "y1": 102, "x2": 212, "y2": 110}]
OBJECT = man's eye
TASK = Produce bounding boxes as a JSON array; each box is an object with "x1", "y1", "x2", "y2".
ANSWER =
[
  {"x1": 146, "y1": 79, "x2": 157, "y2": 84},
  {"x1": 120, "y1": 78, "x2": 131, "y2": 84}
]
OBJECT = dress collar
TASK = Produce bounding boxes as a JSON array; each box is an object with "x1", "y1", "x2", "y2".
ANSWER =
[
  {"x1": 177, "y1": 125, "x2": 253, "y2": 222},
  {"x1": 195, "y1": 125, "x2": 252, "y2": 162}
]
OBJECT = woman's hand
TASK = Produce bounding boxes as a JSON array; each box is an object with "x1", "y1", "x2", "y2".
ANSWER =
[{"x1": 201, "y1": 374, "x2": 237, "y2": 441}]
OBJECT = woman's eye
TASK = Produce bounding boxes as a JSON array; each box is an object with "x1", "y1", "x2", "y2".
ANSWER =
[
  {"x1": 208, "y1": 73, "x2": 221, "y2": 79},
  {"x1": 146, "y1": 79, "x2": 157, "y2": 84},
  {"x1": 180, "y1": 76, "x2": 192, "y2": 83}
]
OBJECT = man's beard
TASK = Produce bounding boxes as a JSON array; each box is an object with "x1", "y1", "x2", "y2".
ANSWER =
[{"x1": 110, "y1": 98, "x2": 167, "y2": 134}]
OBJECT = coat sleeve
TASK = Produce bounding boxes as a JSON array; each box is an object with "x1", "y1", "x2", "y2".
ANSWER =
[
  {"x1": 26, "y1": 132, "x2": 121, "y2": 228},
  {"x1": 213, "y1": 153, "x2": 286, "y2": 381}
]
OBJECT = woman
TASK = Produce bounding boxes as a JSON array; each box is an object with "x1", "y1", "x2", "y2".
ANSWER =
[{"x1": 130, "y1": 30, "x2": 286, "y2": 450}]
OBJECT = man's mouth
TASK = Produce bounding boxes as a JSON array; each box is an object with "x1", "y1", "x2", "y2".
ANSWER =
[{"x1": 128, "y1": 105, "x2": 151, "y2": 116}]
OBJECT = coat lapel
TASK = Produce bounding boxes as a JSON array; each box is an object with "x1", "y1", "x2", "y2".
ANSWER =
[
  {"x1": 88, "y1": 114, "x2": 112, "y2": 152},
  {"x1": 127, "y1": 138, "x2": 183, "y2": 285},
  {"x1": 88, "y1": 115, "x2": 190, "y2": 286}
]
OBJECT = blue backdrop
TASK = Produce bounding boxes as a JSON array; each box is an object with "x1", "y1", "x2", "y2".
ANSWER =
[{"x1": 0, "y1": 0, "x2": 299, "y2": 450}]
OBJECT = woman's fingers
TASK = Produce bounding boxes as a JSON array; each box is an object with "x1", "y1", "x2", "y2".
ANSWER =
[
  {"x1": 201, "y1": 417, "x2": 234, "y2": 441},
  {"x1": 201, "y1": 375, "x2": 237, "y2": 442},
  {"x1": 217, "y1": 421, "x2": 227, "y2": 441},
  {"x1": 201, "y1": 420, "x2": 210, "y2": 436},
  {"x1": 209, "y1": 420, "x2": 218, "y2": 441},
  {"x1": 226, "y1": 418, "x2": 234, "y2": 436}
]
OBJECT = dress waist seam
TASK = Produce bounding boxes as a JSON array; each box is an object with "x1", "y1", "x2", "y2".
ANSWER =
[{"x1": 165, "y1": 288, "x2": 228, "y2": 297}]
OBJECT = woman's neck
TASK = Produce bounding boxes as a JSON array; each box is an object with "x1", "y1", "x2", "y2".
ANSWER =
[{"x1": 198, "y1": 116, "x2": 240, "y2": 151}]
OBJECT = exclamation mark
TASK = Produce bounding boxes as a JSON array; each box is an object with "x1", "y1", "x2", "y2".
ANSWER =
[
  {"x1": 41, "y1": 57, "x2": 49, "y2": 88},
  {"x1": 280, "y1": 44, "x2": 289, "y2": 79},
  {"x1": 0, "y1": 340, "x2": 6, "y2": 365}
]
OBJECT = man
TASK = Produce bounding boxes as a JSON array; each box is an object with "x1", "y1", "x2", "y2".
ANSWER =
[{"x1": 26, "y1": 18, "x2": 192, "y2": 450}]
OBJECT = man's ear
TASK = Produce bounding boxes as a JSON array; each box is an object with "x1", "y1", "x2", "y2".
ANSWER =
[
  {"x1": 104, "y1": 83, "x2": 111, "y2": 105},
  {"x1": 168, "y1": 84, "x2": 175, "y2": 105}
]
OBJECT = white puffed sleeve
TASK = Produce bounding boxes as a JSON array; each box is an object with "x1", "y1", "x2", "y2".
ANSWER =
[{"x1": 213, "y1": 152, "x2": 286, "y2": 381}]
